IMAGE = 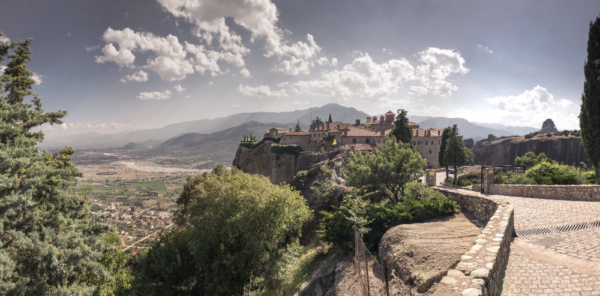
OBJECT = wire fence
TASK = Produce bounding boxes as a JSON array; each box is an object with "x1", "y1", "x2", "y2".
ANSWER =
[{"x1": 354, "y1": 229, "x2": 390, "y2": 296}]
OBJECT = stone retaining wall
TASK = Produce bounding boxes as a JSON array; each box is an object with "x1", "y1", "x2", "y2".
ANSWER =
[
  {"x1": 432, "y1": 188, "x2": 514, "y2": 296},
  {"x1": 489, "y1": 184, "x2": 600, "y2": 201}
]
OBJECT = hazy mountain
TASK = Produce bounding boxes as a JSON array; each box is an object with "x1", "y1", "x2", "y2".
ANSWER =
[
  {"x1": 131, "y1": 121, "x2": 297, "y2": 168},
  {"x1": 472, "y1": 122, "x2": 538, "y2": 135},
  {"x1": 41, "y1": 103, "x2": 369, "y2": 149},
  {"x1": 417, "y1": 117, "x2": 515, "y2": 141}
]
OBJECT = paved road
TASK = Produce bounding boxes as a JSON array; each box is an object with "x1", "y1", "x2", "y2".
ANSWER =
[{"x1": 492, "y1": 194, "x2": 600, "y2": 295}]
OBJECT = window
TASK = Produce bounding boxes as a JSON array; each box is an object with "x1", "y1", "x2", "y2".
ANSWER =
[
  {"x1": 366, "y1": 138, "x2": 370, "y2": 144},
  {"x1": 429, "y1": 150, "x2": 432, "y2": 154},
  {"x1": 431, "y1": 141, "x2": 434, "y2": 145},
  {"x1": 425, "y1": 141, "x2": 428, "y2": 145},
  {"x1": 353, "y1": 138, "x2": 357, "y2": 144}
]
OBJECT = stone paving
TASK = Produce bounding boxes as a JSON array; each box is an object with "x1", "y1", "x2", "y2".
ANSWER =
[{"x1": 493, "y1": 193, "x2": 600, "y2": 295}]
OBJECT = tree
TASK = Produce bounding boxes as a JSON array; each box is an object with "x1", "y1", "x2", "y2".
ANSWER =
[
  {"x1": 515, "y1": 152, "x2": 551, "y2": 167},
  {"x1": 443, "y1": 125, "x2": 471, "y2": 185},
  {"x1": 389, "y1": 109, "x2": 413, "y2": 145},
  {"x1": 294, "y1": 121, "x2": 303, "y2": 132},
  {"x1": 135, "y1": 167, "x2": 312, "y2": 295},
  {"x1": 328, "y1": 114, "x2": 332, "y2": 123},
  {"x1": 438, "y1": 127, "x2": 452, "y2": 179},
  {"x1": 0, "y1": 37, "x2": 128, "y2": 294},
  {"x1": 580, "y1": 15, "x2": 600, "y2": 184},
  {"x1": 346, "y1": 140, "x2": 426, "y2": 203}
]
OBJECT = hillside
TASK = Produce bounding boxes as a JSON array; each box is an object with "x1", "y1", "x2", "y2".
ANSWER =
[{"x1": 417, "y1": 117, "x2": 516, "y2": 141}]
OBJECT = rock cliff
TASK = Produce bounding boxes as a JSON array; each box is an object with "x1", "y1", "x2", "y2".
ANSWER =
[
  {"x1": 472, "y1": 135, "x2": 590, "y2": 166},
  {"x1": 232, "y1": 140, "x2": 300, "y2": 184},
  {"x1": 539, "y1": 118, "x2": 558, "y2": 133}
]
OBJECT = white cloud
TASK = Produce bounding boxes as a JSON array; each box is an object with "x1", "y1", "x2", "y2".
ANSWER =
[
  {"x1": 137, "y1": 89, "x2": 172, "y2": 100},
  {"x1": 174, "y1": 84, "x2": 186, "y2": 92},
  {"x1": 145, "y1": 55, "x2": 195, "y2": 81},
  {"x1": 487, "y1": 85, "x2": 553, "y2": 112},
  {"x1": 293, "y1": 53, "x2": 414, "y2": 101},
  {"x1": 559, "y1": 98, "x2": 573, "y2": 108},
  {"x1": 410, "y1": 47, "x2": 469, "y2": 98},
  {"x1": 231, "y1": 104, "x2": 240, "y2": 107},
  {"x1": 316, "y1": 57, "x2": 338, "y2": 66},
  {"x1": 85, "y1": 44, "x2": 101, "y2": 52},
  {"x1": 31, "y1": 73, "x2": 43, "y2": 85},
  {"x1": 477, "y1": 44, "x2": 493, "y2": 54},
  {"x1": 0, "y1": 36, "x2": 9, "y2": 44},
  {"x1": 273, "y1": 56, "x2": 311, "y2": 75},
  {"x1": 237, "y1": 84, "x2": 287, "y2": 98},
  {"x1": 120, "y1": 70, "x2": 149, "y2": 83},
  {"x1": 157, "y1": 0, "x2": 320, "y2": 59},
  {"x1": 239, "y1": 68, "x2": 252, "y2": 78},
  {"x1": 185, "y1": 95, "x2": 191, "y2": 98},
  {"x1": 208, "y1": 81, "x2": 213, "y2": 85}
]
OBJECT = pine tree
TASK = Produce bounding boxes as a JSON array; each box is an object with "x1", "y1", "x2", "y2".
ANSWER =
[
  {"x1": 580, "y1": 15, "x2": 600, "y2": 184},
  {"x1": 328, "y1": 114, "x2": 332, "y2": 123},
  {"x1": 389, "y1": 109, "x2": 413, "y2": 145},
  {"x1": 0, "y1": 38, "x2": 128, "y2": 294},
  {"x1": 443, "y1": 125, "x2": 470, "y2": 185},
  {"x1": 294, "y1": 121, "x2": 303, "y2": 132},
  {"x1": 438, "y1": 127, "x2": 452, "y2": 179}
]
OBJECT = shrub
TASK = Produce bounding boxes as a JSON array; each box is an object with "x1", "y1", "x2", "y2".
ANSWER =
[
  {"x1": 270, "y1": 144, "x2": 303, "y2": 155},
  {"x1": 524, "y1": 134, "x2": 534, "y2": 139},
  {"x1": 445, "y1": 175, "x2": 481, "y2": 186},
  {"x1": 515, "y1": 152, "x2": 550, "y2": 167},
  {"x1": 546, "y1": 133, "x2": 553, "y2": 137},
  {"x1": 494, "y1": 171, "x2": 536, "y2": 184},
  {"x1": 525, "y1": 162, "x2": 584, "y2": 185},
  {"x1": 320, "y1": 182, "x2": 459, "y2": 252},
  {"x1": 291, "y1": 170, "x2": 308, "y2": 191}
]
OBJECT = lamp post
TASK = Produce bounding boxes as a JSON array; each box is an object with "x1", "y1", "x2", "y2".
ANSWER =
[{"x1": 480, "y1": 165, "x2": 485, "y2": 194}]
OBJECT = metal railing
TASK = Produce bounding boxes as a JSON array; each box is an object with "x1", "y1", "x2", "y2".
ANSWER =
[{"x1": 354, "y1": 229, "x2": 390, "y2": 296}]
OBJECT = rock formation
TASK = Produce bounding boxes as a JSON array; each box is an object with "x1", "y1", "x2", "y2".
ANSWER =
[
  {"x1": 471, "y1": 136, "x2": 590, "y2": 166},
  {"x1": 540, "y1": 118, "x2": 558, "y2": 133},
  {"x1": 463, "y1": 138, "x2": 474, "y2": 149}
]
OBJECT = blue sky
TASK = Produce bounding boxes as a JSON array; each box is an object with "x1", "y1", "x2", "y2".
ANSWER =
[{"x1": 1, "y1": 0, "x2": 598, "y2": 137}]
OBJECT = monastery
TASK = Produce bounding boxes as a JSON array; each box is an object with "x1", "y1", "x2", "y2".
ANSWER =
[{"x1": 263, "y1": 111, "x2": 446, "y2": 168}]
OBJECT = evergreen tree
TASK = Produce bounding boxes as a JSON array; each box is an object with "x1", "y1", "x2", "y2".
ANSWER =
[
  {"x1": 0, "y1": 38, "x2": 128, "y2": 294},
  {"x1": 438, "y1": 127, "x2": 452, "y2": 179},
  {"x1": 389, "y1": 109, "x2": 413, "y2": 145},
  {"x1": 294, "y1": 121, "x2": 303, "y2": 132},
  {"x1": 328, "y1": 114, "x2": 332, "y2": 123},
  {"x1": 580, "y1": 15, "x2": 600, "y2": 184},
  {"x1": 443, "y1": 125, "x2": 471, "y2": 185}
]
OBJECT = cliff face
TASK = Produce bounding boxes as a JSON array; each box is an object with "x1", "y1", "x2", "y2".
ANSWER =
[
  {"x1": 472, "y1": 136, "x2": 590, "y2": 166},
  {"x1": 232, "y1": 140, "x2": 330, "y2": 184}
]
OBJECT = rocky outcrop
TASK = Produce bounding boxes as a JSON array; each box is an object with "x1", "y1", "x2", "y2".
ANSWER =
[
  {"x1": 296, "y1": 255, "x2": 362, "y2": 296},
  {"x1": 540, "y1": 118, "x2": 558, "y2": 133},
  {"x1": 463, "y1": 138, "x2": 474, "y2": 149},
  {"x1": 472, "y1": 136, "x2": 590, "y2": 166}
]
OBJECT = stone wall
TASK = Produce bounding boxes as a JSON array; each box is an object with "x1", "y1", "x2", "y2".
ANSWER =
[
  {"x1": 432, "y1": 188, "x2": 514, "y2": 296},
  {"x1": 488, "y1": 184, "x2": 600, "y2": 201}
]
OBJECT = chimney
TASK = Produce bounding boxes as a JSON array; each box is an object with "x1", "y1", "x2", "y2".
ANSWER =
[
  {"x1": 356, "y1": 119, "x2": 361, "y2": 126},
  {"x1": 344, "y1": 128, "x2": 348, "y2": 136},
  {"x1": 380, "y1": 129, "x2": 384, "y2": 136},
  {"x1": 372, "y1": 116, "x2": 377, "y2": 122},
  {"x1": 380, "y1": 115, "x2": 385, "y2": 124}
]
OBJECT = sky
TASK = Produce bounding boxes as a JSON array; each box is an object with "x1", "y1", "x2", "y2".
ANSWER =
[{"x1": 1, "y1": 0, "x2": 599, "y2": 137}]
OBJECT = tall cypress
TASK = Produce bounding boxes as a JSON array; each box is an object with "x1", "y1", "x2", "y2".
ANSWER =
[
  {"x1": 438, "y1": 127, "x2": 452, "y2": 178},
  {"x1": 389, "y1": 109, "x2": 413, "y2": 145},
  {"x1": 328, "y1": 114, "x2": 332, "y2": 123},
  {"x1": 580, "y1": 16, "x2": 600, "y2": 184},
  {"x1": 443, "y1": 125, "x2": 467, "y2": 185},
  {"x1": 0, "y1": 38, "x2": 129, "y2": 294}
]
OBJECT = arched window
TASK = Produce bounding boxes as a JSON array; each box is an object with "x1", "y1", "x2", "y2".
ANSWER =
[
  {"x1": 431, "y1": 141, "x2": 434, "y2": 145},
  {"x1": 366, "y1": 138, "x2": 370, "y2": 144},
  {"x1": 353, "y1": 138, "x2": 357, "y2": 144},
  {"x1": 425, "y1": 141, "x2": 428, "y2": 145},
  {"x1": 429, "y1": 150, "x2": 432, "y2": 154}
]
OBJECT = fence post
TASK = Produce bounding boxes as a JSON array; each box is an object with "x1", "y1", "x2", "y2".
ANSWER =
[
  {"x1": 365, "y1": 250, "x2": 370, "y2": 296},
  {"x1": 384, "y1": 260, "x2": 390, "y2": 296}
]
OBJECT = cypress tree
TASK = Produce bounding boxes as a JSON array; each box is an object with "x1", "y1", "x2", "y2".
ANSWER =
[
  {"x1": 438, "y1": 127, "x2": 452, "y2": 179},
  {"x1": 580, "y1": 15, "x2": 600, "y2": 184},
  {"x1": 0, "y1": 37, "x2": 129, "y2": 294},
  {"x1": 443, "y1": 125, "x2": 468, "y2": 185},
  {"x1": 389, "y1": 109, "x2": 413, "y2": 145},
  {"x1": 294, "y1": 121, "x2": 303, "y2": 132},
  {"x1": 328, "y1": 114, "x2": 332, "y2": 123}
]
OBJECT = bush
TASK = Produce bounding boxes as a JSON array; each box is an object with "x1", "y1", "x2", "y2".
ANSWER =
[
  {"x1": 525, "y1": 162, "x2": 584, "y2": 185},
  {"x1": 270, "y1": 143, "x2": 303, "y2": 155},
  {"x1": 239, "y1": 136, "x2": 281, "y2": 149},
  {"x1": 291, "y1": 170, "x2": 308, "y2": 191},
  {"x1": 546, "y1": 133, "x2": 552, "y2": 137},
  {"x1": 320, "y1": 182, "x2": 459, "y2": 252},
  {"x1": 445, "y1": 175, "x2": 481, "y2": 186},
  {"x1": 515, "y1": 152, "x2": 549, "y2": 167},
  {"x1": 494, "y1": 171, "x2": 536, "y2": 184}
]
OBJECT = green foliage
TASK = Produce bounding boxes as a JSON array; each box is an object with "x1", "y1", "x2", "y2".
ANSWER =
[
  {"x1": 580, "y1": 15, "x2": 600, "y2": 177},
  {"x1": 515, "y1": 152, "x2": 550, "y2": 167},
  {"x1": 443, "y1": 125, "x2": 471, "y2": 184},
  {"x1": 445, "y1": 174, "x2": 481, "y2": 186},
  {"x1": 328, "y1": 114, "x2": 332, "y2": 123},
  {"x1": 346, "y1": 139, "x2": 426, "y2": 203},
  {"x1": 291, "y1": 170, "x2": 308, "y2": 191},
  {"x1": 438, "y1": 127, "x2": 452, "y2": 168},
  {"x1": 212, "y1": 163, "x2": 228, "y2": 175},
  {"x1": 494, "y1": 171, "x2": 536, "y2": 185},
  {"x1": 239, "y1": 136, "x2": 281, "y2": 149},
  {"x1": 525, "y1": 162, "x2": 585, "y2": 185},
  {"x1": 310, "y1": 166, "x2": 335, "y2": 208},
  {"x1": 294, "y1": 121, "x2": 303, "y2": 132},
  {"x1": 270, "y1": 143, "x2": 303, "y2": 155},
  {"x1": 320, "y1": 182, "x2": 459, "y2": 252},
  {"x1": 389, "y1": 109, "x2": 413, "y2": 145},
  {"x1": 134, "y1": 167, "x2": 312, "y2": 295},
  {"x1": 546, "y1": 133, "x2": 552, "y2": 137},
  {"x1": 0, "y1": 37, "x2": 125, "y2": 294}
]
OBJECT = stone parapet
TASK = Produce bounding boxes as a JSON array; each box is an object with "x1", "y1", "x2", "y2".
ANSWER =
[
  {"x1": 489, "y1": 184, "x2": 600, "y2": 201},
  {"x1": 432, "y1": 188, "x2": 514, "y2": 296}
]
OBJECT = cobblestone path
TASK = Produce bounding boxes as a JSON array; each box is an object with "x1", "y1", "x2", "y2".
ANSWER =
[{"x1": 497, "y1": 195, "x2": 600, "y2": 296}]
